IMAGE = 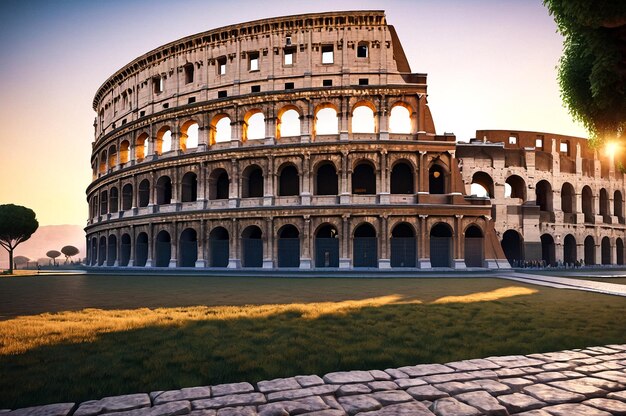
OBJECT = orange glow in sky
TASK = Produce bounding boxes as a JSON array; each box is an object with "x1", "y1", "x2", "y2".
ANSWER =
[{"x1": 0, "y1": 0, "x2": 587, "y2": 226}]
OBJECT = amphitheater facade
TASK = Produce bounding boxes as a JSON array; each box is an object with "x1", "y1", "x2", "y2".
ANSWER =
[{"x1": 85, "y1": 10, "x2": 623, "y2": 270}]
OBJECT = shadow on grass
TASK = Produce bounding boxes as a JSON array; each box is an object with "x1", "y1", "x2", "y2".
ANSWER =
[{"x1": 1, "y1": 287, "x2": 625, "y2": 408}]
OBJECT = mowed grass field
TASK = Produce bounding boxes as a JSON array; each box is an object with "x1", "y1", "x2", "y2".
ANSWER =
[{"x1": 0, "y1": 274, "x2": 625, "y2": 408}]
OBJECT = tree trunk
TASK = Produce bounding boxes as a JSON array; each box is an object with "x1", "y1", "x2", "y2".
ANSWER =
[{"x1": 8, "y1": 248, "x2": 13, "y2": 274}]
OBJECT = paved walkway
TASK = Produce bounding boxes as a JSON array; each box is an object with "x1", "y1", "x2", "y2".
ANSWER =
[
  {"x1": 500, "y1": 273, "x2": 626, "y2": 297},
  {"x1": 6, "y1": 344, "x2": 626, "y2": 416}
]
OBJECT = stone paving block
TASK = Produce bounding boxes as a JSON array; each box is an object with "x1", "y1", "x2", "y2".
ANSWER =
[
  {"x1": 257, "y1": 377, "x2": 300, "y2": 393},
  {"x1": 406, "y1": 385, "x2": 449, "y2": 401},
  {"x1": 423, "y1": 369, "x2": 497, "y2": 384},
  {"x1": 321, "y1": 396, "x2": 343, "y2": 410},
  {"x1": 533, "y1": 372, "x2": 568, "y2": 383},
  {"x1": 486, "y1": 356, "x2": 545, "y2": 369},
  {"x1": 397, "y1": 364, "x2": 454, "y2": 377},
  {"x1": 215, "y1": 407, "x2": 256, "y2": 416},
  {"x1": 210, "y1": 383, "x2": 254, "y2": 398},
  {"x1": 432, "y1": 381, "x2": 482, "y2": 395},
  {"x1": 257, "y1": 396, "x2": 329, "y2": 415},
  {"x1": 75, "y1": 394, "x2": 151, "y2": 416},
  {"x1": 429, "y1": 397, "x2": 481, "y2": 416},
  {"x1": 584, "y1": 398, "x2": 626, "y2": 415},
  {"x1": 295, "y1": 375, "x2": 324, "y2": 388},
  {"x1": 560, "y1": 370, "x2": 584, "y2": 378},
  {"x1": 588, "y1": 346, "x2": 621, "y2": 354},
  {"x1": 188, "y1": 410, "x2": 216, "y2": 416},
  {"x1": 547, "y1": 378, "x2": 608, "y2": 397},
  {"x1": 522, "y1": 384, "x2": 585, "y2": 404},
  {"x1": 607, "y1": 390, "x2": 626, "y2": 401},
  {"x1": 395, "y1": 378, "x2": 427, "y2": 389},
  {"x1": 383, "y1": 368, "x2": 408, "y2": 379},
  {"x1": 192, "y1": 393, "x2": 266, "y2": 410},
  {"x1": 605, "y1": 344, "x2": 626, "y2": 351},
  {"x1": 500, "y1": 377, "x2": 535, "y2": 391},
  {"x1": 495, "y1": 368, "x2": 527, "y2": 378},
  {"x1": 575, "y1": 358, "x2": 603, "y2": 365},
  {"x1": 577, "y1": 364, "x2": 619, "y2": 373},
  {"x1": 6, "y1": 404, "x2": 76, "y2": 416},
  {"x1": 541, "y1": 363, "x2": 574, "y2": 372},
  {"x1": 336, "y1": 394, "x2": 381, "y2": 416},
  {"x1": 593, "y1": 370, "x2": 626, "y2": 384},
  {"x1": 449, "y1": 359, "x2": 500, "y2": 371},
  {"x1": 356, "y1": 401, "x2": 434, "y2": 415},
  {"x1": 455, "y1": 390, "x2": 509, "y2": 416},
  {"x1": 154, "y1": 388, "x2": 211, "y2": 405},
  {"x1": 366, "y1": 381, "x2": 398, "y2": 391},
  {"x1": 370, "y1": 390, "x2": 413, "y2": 406},
  {"x1": 527, "y1": 351, "x2": 590, "y2": 362},
  {"x1": 472, "y1": 379, "x2": 513, "y2": 395},
  {"x1": 336, "y1": 384, "x2": 371, "y2": 397},
  {"x1": 300, "y1": 410, "x2": 345, "y2": 416},
  {"x1": 266, "y1": 385, "x2": 338, "y2": 402},
  {"x1": 102, "y1": 401, "x2": 191, "y2": 416},
  {"x1": 542, "y1": 403, "x2": 612, "y2": 415},
  {"x1": 518, "y1": 367, "x2": 543, "y2": 375},
  {"x1": 323, "y1": 371, "x2": 374, "y2": 384},
  {"x1": 510, "y1": 410, "x2": 551, "y2": 416},
  {"x1": 368, "y1": 370, "x2": 391, "y2": 381},
  {"x1": 497, "y1": 393, "x2": 546, "y2": 413}
]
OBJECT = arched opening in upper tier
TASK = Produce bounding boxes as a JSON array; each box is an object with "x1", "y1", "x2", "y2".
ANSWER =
[
  {"x1": 244, "y1": 110, "x2": 265, "y2": 141},
  {"x1": 505, "y1": 175, "x2": 526, "y2": 201},
  {"x1": 209, "y1": 168, "x2": 229, "y2": 200},
  {"x1": 156, "y1": 176, "x2": 172, "y2": 205},
  {"x1": 351, "y1": 101, "x2": 376, "y2": 134},
  {"x1": 389, "y1": 103, "x2": 412, "y2": 134},
  {"x1": 181, "y1": 172, "x2": 198, "y2": 202},
  {"x1": 561, "y1": 182, "x2": 575, "y2": 213},
  {"x1": 181, "y1": 120, "x2": 199, "y2": 151},
  {"x1": 315, "y1": 162, "x2": 338, "y2": 195},
  {"x1": 278, "y1": 164, "x2": 299, "y2": 196},
  {"x1": 390, "y1": 161, "x2": 414, "y2": 194},
  {"x1": 242, "y1": 165, "x2": 263, "y2": 198},
  {"x1": 352, "y1": 161, "x2": 376, "y2": 195},
  {"x1": 277, "y1": 107, "x2": 301, "y2": 139},
  {"x1": 471, "y1": 172, "x2": 494, "y2": 198}
]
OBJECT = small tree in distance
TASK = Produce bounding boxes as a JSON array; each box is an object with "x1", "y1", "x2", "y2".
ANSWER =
[
  {"x1": 13, "y1": 256, "x2": 30, "y2": 269},
  {"x1": 61, "y1": 245, "x2": 80, "y2": 264},
  {"x1": 0, "y1": 204, "x2": 39, "y2": 274},
  {"x1": 46, "y1": 250, "x2": 61, "y2": 266}
]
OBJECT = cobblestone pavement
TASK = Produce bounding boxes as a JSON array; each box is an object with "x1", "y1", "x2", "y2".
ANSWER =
[
  {"x1": 4, "y1": 344, "x2": 626, "y2": 416},
  {"x1": 501, "y1": 273, "x2": 626, "y2": 297}
]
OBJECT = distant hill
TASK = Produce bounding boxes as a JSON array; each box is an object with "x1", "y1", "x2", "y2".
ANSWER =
[{"x1": 0, "y1": 224, "x2": 86, "y2": 268}]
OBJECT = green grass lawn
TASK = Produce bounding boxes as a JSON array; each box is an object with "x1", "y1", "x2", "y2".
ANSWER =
[{"x1": 0, "y1": 275, "x2": 625, "y2": 408}]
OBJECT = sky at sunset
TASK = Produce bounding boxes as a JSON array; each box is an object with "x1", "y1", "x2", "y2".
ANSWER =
[{"x1": 0, "y1": 0, "x2": 587, "y2": 226}]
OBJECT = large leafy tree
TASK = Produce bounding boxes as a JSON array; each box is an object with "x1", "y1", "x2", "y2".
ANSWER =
[
  {"x1": 61, "y1": 245, "x2": 80, "y2": 263},
  {"x1": 544, "y1": 0, "x2": 626, "y2": 145},
  {"x1": 0, "y1": 204, "x2": 39, "y2": 274}
]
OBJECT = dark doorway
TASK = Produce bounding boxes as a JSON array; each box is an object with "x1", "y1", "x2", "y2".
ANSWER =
[
  {"x1": 120, "y1": 234, "x2": 131, "y2": 266},
  {"x1": 430, "y1": 223, "x2": 452, "y2": 267},
  {"x1": 241, "y1": 226, "x2": 263, "y2": 267},
  {"x1": 135, "y1": 232, "x2": 149, "y2": 267},
  {"x1": 209, "y1": 227, "x2": 229, "y2": 267},
  {"x1": 464, "y1": 225, "x2": 484, "y2": 267},
  {"x1": 315, "y1": 225, "x2": 339, "y2": 267},
  {"x1": 501, "y1": 230, "x2": 523, "y2": 266},
  {"x1": 541, "y1": 234, "x2": 555, "y2": 266},
  {"x1": 179, "y1": 228, "x2": 198, "y2": 267},
  {"x1": 353, "y1": 223, "x2": 377, "y2": 267},
  {"x1": 155, "y1": 230, "x2": 171, "y2": 267},
  {"x1": 277, "y1": 225, "x2": 300, "y2": 267},
  {"x1": 390, "y1": 223, "x2": 416, "y2": 267},
  {"x1": 584, "y1": 236, "x2": 595, "y2": 265},
  {"x1": 564, "y1": 234, "x2": 577, "y2": 265}
]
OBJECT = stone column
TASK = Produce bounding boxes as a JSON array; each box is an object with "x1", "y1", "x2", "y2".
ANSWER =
[
  {"x1": 340, "y1": 151, "x2": 351, "y2": 204},
  {"x1": 418, "y1": 151, "x2": 427, "y2": 194},
  {"x1": 340, "y1": 215, "x2": 351, "y2": 268},
  {"x1": 128, "y1": 225, "x2": 135, "y2": 267},
  {"x1": 300, "y1": 216, "x2": 312, "y2": 269},
  {"x1": 378, "y1": 96, "x2": 389, "y2": 140},
  {"x1": 264, "y1": 155, "x2": 274, "y2": 206},
  {"x1": 379, "y1": 215, "x2": 390, "y2": 269},
  {"x1": 169, "y1": 222, "x2": 178, "y2": 268},
  {"x1": 575, "y1": 192, "x2": 585, "y2": 223},
  {"x1": 453, "y1": 215, "x2": 466, "y2": 269},
  {"x1": 418, "y1": 215, "x2": 430, "y2": 268},
  {"x1": 198, "y1": 162, "x2": 207, "y2": 202},
  {"x1": 378, "y1": 150, "x2": 389, "y2": 204},
  {"x1": 145, "y1": 223, "x2": 154, "y2": 267},
  {"x1": 196, "y1": 219, "x2": 207, "y2": 268},
  {"x1": 263, "y1": 217, "x2": 274, "y2": 268},
  {"x1": 228, "y1": 219, "x2": 241, "y2": 268},
  {"x1": 301, "y1": 154, "x2": 311, "y2": 205},
  {"x1": 339, "y1": 97, "x2": 349, "y2": 141},
  {"x1": 229, "y1": 158, "x2": 239, "y2": 208}
]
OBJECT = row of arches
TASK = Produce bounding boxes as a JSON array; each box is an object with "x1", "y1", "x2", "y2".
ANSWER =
[
  {"x1": 90, "y1": 161, "x2": 449, "y2": 217},
  {"x1": 88, "y1": 222, "x2": 485, "y2": 268},
  {"x1": 94, "y1": 100, "x2": 417, "y2": 174},
  {"x1": 501, "y1": 230, "x2": 625, "y2": 266},
  {"x1": 472, "y1": 172, "x2": 625, "y2": 221}
]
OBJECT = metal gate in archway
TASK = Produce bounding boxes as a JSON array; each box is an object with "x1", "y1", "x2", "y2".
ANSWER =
[
  {"x1": 430, "y1": 237, "x2": 451, "y2": 267},
  {"x1": 315, "y1": 238, "x2": 339, "y2": 267},
  {"x1": 210, "y1": 239, "x2": 229, "y2": 267},
  {"x1": 242, "y1": 238, "x2": 263, "y2": 267},
  {"x1": 179, "y1": 240, "x2": 197, "y2": 267},
  {"x1": 390, "y1": 237, "x2": 416, "y2": 267},
  {"x1": 278, "y1": 238, "x2": 300, "y2": 267},
  {"x1": 353, "y1": 237, "x2": 377, "y2": 268},
  {"x1": 464, "y1": 238, "x2": 483, "y2": 267}
]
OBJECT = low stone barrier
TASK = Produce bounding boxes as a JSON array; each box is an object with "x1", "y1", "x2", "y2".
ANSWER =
[{"x1": 4, "y1": 344, "x2": 626, "y2": 416}]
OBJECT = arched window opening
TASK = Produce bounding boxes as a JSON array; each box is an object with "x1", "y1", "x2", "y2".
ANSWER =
[
  {"x1": 279, "y1": 165, "x2": 299, "y2": 196},
  {"x1": 561, "y1": 182, "x2": 575, "y2": 213},
  {"x1": 277, "y1": 225, "x2": 300, "y2": 268},
  {"x1": 584, "y1": 236, "x2": 595, "y2": 265},
  {"x1": 430, "y1": 223, "x2": 452, "y2": 267},
  {"x1": 156, "y1": 176, "x2": 172, "y2": 205},
  {"x1": 242, "y1": 165, "x2": 263, "y2": 198},
  {"x1": 600, "y1": 188, "x2": 610, "y2": 222},
  {"x1": 601, "y1": 237, "x2": 611, "y2": 265},
  {"x1": 181, "y1": 172, "x2": 198, "y2": 202},
  {"x1": 209, "y1": 169, "x2": 229, "y2": 200},
  {"x1": 181, "y1": 121, "x2": 199, "y2": 151},
  {"x1": 541, "y1": 234, "x2": 555, "y2": 267},
  {"x1": 184, "y1": 63, "x2": 194, "y2": 84},
  {"x1": 135, "y1": 133, "x2": 149, "y2": 161},
  {"x1": 109, "y1": 187, "x2": 119, "y2": 213},
  {"x1": 390, "y1": 223, "x2": 416, "y2": 268},
  {"x1": 209, "y1": 227, "x2": 229, "y2": 267},
  {"x1": 179, "y1": 228, "x2": 198, "y2": 267},
  {"x1": 315, "y1": 163, "x2": 338, "y2": 195},
  {"x1": 155, "y1": 127, "x2": 172, "y2": 155},
  {"x1": 536, "y1": 180, "x2": 553, "y2": 212},
  {"x1": 501, "y1": 230, "x2": 523, "y2": 267},
  {"x1": 314, "y1": 107, "x2": 338, "y2": 135},
  {"x1": 211, "y1": 115, "x2": 232, "y2": 143},
  {"x1": 120, "y1": 140, "x2": 130, "y2": 164},
  {"x1": 241, "y1": 225, "x2": 263, "y2": 268},
  {"x1": 465, "y1": 225, "x2": 484, "y2": 267},
  {"x1": 614, "y1": 190, "x2": 624, "y2": 222},
  {"x1": 107, "y1": 235, "x2": 117, "y2": 266},
  {"x1": 352, "y1": 162, "x2": 376, "y2": 195},
  {"x1": 120, "y1": 234, "x2": 131, "y2": 267},
  {"x1": 108, "y1": 146, "x2": 117, "y2": 169},
  {"x1": 135, "y1": 232, "x2": 149, "y2": 267},
  {"x1": 98, "y1": 236, "x2": 107, "y2": 266},
  {"x1": 357, "y1": 41, "x2": 368, "y2": 58},
  {"x1": 353, "y1": 223, "x2": 377, "y2": 268},
  {"x1": 351, "y1": 104, "x2": 375, "y2": 134},
  {"x1": 122, "y1": 184, "x2": 133, "y2": 211},
  {"x1": 99, "y1": 150, "x2": 107, "y2": 174},
  {"x1": 100, "y1": 190, "x2": 108, "y2": 215},
  {"x1": 277, "y1": 108, "x2": 301, "y2": 138},
  {"x1": 155, "y1": 230, "x2": 171, "y2": 267},
  {"x1": 617, "y1": 238, "x2": 624, "y2": 265},
  {"x1": 563, "y1": 234, "x2": 577, "y2": 265},
  {"x1": 582, "y1": 186, "x2": 594, "y2": 223},
  {"x1": 389, "y1": 105, "x2": 411, "y2": 134},
  {"x1": 90, "y1": 237, "x2": 97, "y2": 266},
  {"x1": 390, "y1": 162, "x2": 414, "y2": 194},
  {"x1": 429, "y1": 165, "x2": 446, "y2": 194},
  {"x1": 505, "y1": 175, "x2": 526, "y2": 200},
  {"x1": 138, "y1": 179, "x2": 150, "y2": 207},
  {"x1": 471, "y1": 172, "x2": 494, "y2": 198},
  {"x1": 315, "y1": 224, "x2": 339, "y2": 268},
  {"x1": 244, "y1": 111, "x2": 265, "y2": 141}
]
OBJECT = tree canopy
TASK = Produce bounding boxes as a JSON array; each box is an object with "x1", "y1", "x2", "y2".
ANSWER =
[
  {"x1": 544, "y1": 0, "x2": 626, "y2": 145},
  {"x1": 46, "y1": 250, "x2": 61, "y2": 266},
  {"x1": 61, "y1": 245, "x2": 80, "y2": 263},
  {"x1": 0, "y1": 204, "x2": 39, "y2": 274}
]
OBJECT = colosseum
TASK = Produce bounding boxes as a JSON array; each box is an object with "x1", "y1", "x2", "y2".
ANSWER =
[{"x1": 85, "y1": 10, "x2": 624, "y2": 270}]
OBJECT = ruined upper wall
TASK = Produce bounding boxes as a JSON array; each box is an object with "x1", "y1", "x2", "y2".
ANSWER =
[{"x1": 93, "y1": 10, "x2": 426, "y2": 140}]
